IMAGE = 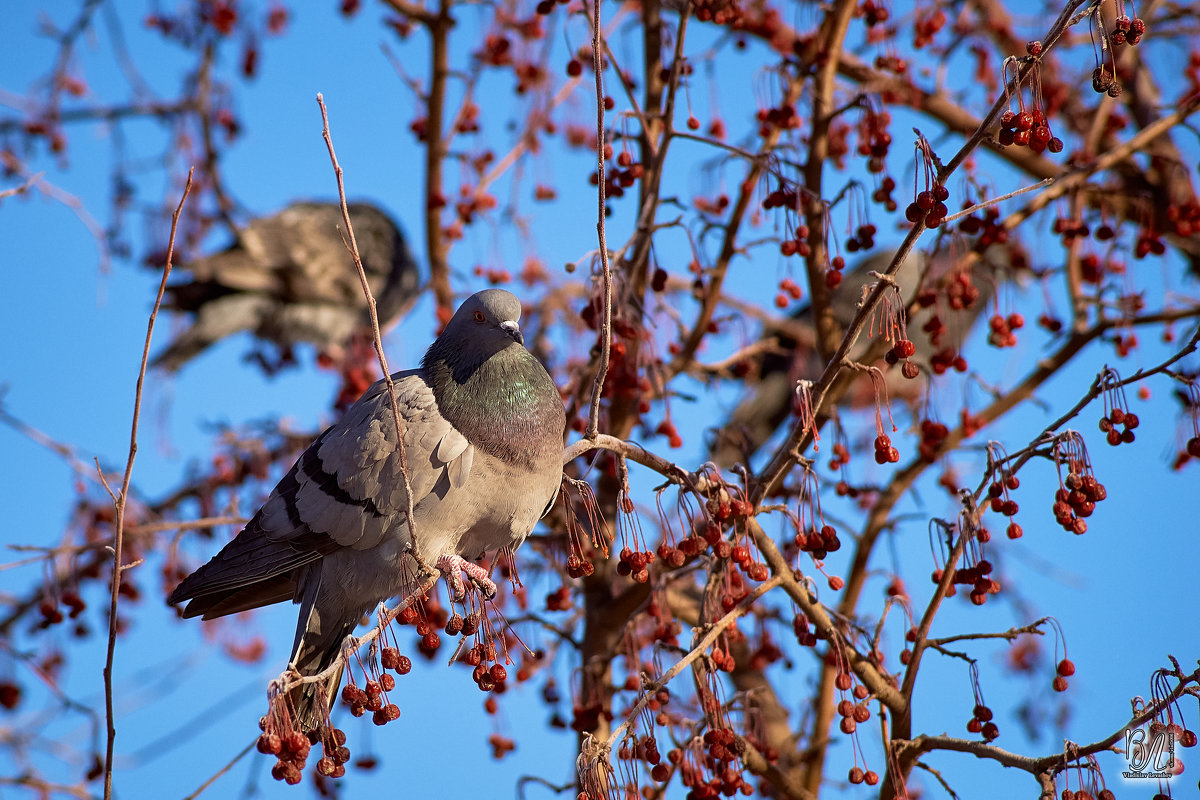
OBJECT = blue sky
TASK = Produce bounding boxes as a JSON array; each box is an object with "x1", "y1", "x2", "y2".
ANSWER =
[{"x1": 2, "y1": 2, "x2": 1198, "y2": 799}]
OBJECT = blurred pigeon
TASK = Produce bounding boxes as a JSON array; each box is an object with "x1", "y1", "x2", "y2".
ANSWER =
[
  {"x1": 169, "y1": 289, "x2": 565, "y2": 729},
  {"x1": 154, "y1": 202, "x2": 419, "y2": 371},
  {"x1": 711, "y1": 248, "x2": 1004, "y2": 467}
]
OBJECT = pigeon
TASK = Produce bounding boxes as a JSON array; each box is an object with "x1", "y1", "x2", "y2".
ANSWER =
[
  {"x1": 711, "y1": 247, "x2": 1005, "y2": 467},
  {"x1": 168, "y1": 289, "x2": 566, "y2": 730},
  {"x1": 154, "y1": 201, "x2": 419, "y2": 371}
]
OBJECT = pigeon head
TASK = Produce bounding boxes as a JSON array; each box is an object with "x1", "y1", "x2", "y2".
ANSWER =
[
  {"x1": 421, "y1": 289, "x2": 563, "y2": 463},
  {"x1": 426, "y1": 289, "x2": 526, "y2": 377},
  {"x1": 449, "y1": 288, "x2": 524, "y2": 344}
]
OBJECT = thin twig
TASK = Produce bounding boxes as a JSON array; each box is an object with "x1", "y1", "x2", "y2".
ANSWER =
[
  {"x1": 940, "y1": 178, "x2": 1054, "y2": 224},
  {"x1": 316, "y1": 93, "x2": 422, "y2": 566},
  {"x1": 180, "y1": 740, "x2": 255, "y2": 800},
  {"x1": 425, "y1": 0, "x2": 454, "y2": 315},
  {"x1": 585, "y1": 0, "x2": 611, "y2": 440},
  {"x1": 0, "y1": 171, "x2": 42, "y2": 201},
  {"x1": 102, "y1": 167, "x2": 193, "y2": 800}
]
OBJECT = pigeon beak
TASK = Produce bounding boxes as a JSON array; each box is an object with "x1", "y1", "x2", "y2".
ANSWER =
[{"x1": 500, "y1": 320, "x2": 524, "y2": 345}]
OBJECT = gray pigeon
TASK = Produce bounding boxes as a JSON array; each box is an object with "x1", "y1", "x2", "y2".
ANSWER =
[
  {"x1": 168, "y1": 289, "x2": 565, "y2": 730},
  {"x1": 711, "y1": 248, "x2": 1003, "y2": 467},
  {"x1": 154, "y1": 202, "x2": 419, "y2": 371}
]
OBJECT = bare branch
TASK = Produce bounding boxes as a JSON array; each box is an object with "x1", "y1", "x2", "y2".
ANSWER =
[{"x1": 102, "y1": 167, "x2": 193, "y2": 800}]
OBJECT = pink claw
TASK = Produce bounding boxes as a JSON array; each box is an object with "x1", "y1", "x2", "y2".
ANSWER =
[{"x1": 435, "y1": 554, "x2": 497, "y2": 599}]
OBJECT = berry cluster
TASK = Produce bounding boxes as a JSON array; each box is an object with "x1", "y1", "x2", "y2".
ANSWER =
[
  {"x1": 912, "y1": 5, "x2": 946, "y2": 49},
  {"x1": 835, "y1": 695, "x2": 872, "y2": 733},
  {"x1": 565, "y1": 551, "x2": 597, "y2": 578},
  {"x1": 871, "y1": 176, "x2": 898, "y2": 211},
  {"x1": 1091, "y1": 65, "x2": 1121, "y2": 97},
  {"x1": 905, "y1": 183, "x2": 949, "y2": 227},
  {"x1": 1109, "y1": 14, "x2": 1146, "y2": 46},
  {"x1": 1059, "y1": 786, "x2": 1115, "y2": 800},
  {"x1": 655, "y1": 417, "x2": 683, "y2": 448},
  {"x1": 1166, "y1": 199, "x2": 1200, "y2": 238},
  {"x1": 645, "y1": 597, "x2": 684, "y2": 648},
  {"x1": 617, "y1": 731, "x2": 666, "y2": 781},
  {"x1": 693, "y1": 192, "x2": 731, "y2": 217},
  {"x1": 998, "y1": 109, "x2": 1063, "y2": 154},
  {"x1": 397, "y1": 604, "x2": 444, "y2": 655},
  {"x1": 844, "y1": 223, "x2": 877, "y2": 252},
  {"x1": 616, "y1": 545, "x2": 655, "y2": 582},
  {"x1": 773, "y1": 277, "x2": 804, "y2": 308},
  {"x1": 826, "y1": 255, "x2": 846, "y2": 289},
  {"x1": 873, "y1": 53, "x2": 908, "y2": 74},
  {"x1": 947, "y1": 558, "x2": 999, "y2": 606},
  {"x1": 591, "y1": 149, "x2": 646, "y2": 201},
  {"x1": 755, "y1": 101, "x2": 802, "y2": 136},
  {"x1": 987, "y1": 472, "x2": 1020, "y2": 517},
  {"x1": 847, "y1": 765, "x2": 880, "y2": 785},
  {"x1": 793, "y1": 523, "x2": 843, "y2": 560},
  {"x1": 1052, "y1": 657, "x2": 1075, "y2": 692},
  {"x1": 791, "y1": 611, "x2": 819, "y2": 648},
  {"x1": 258, "y1": 727, "x2": 314, "y2": 784},
  {"x1": 258, "y1": 712, "x2": 352, "y2": 784},
  {"x1": 779, "y1": 223, "x2": 812, "y2": 258},
  {"x1": 1053, "y1": 214, "x2": 1093, "y2": 245},
  {"x1": 761, "y1": 185, "x2": 800, "y2": 211},
  {"x1": 1079, "y1": 252, "x2": 1119, "y2": 285},
  {"x1": 966, "y1": 702, "x2": 999, "y2": 741},
  {"x1": 856, "y1": 107, "x2": 893, "y2": 176},
  {"x1": 859, "y1": 0, "x2": 889, "y2": 27},
  {"x1": 668, "y1": 725, "x2": 759, "y2": 797},
  {"x1": 928, "y1": 347, "x2": 966, "y2": 376},
  {"x1": 339, "y1": 645, "x2": 412, "y2": 726},
  {"x1": 873, "y1": 433, "x2": 900, "y2": 464},
  {"x1": 465, "y1": 648, "x2": 509, "y2": 693},
  {"x1": 1133, "y1": 227, "x2": 1166, "y2": 258},
  {"x1": 37, "y1": 590, "x2": 87, "y2": 628},
  {"x1": 341, "y1": 674, "x2": 401, "y2": 723},
  {"x1": 943, "y1": 270, "x2": 983, "y2": 311},
  {"x1": 986, "y1": 311, "x2": 1024, "y2": 348},
  {"x1": 1098, "y1": 407, "x2": 1139, "y2": 446},
  {"x1": 917, "y1": 418, "x2": 950, "y2": 462},
  {"x1": 958, "y1": 204, "x2": 1009, "y2": 247},
  {"x1": 884, "y1": 337, "x2": 916, "y2": 362},
  {"x1": 691, "y1": 0, "x2": 745, "y2": 26},
  {"x1": 728, "y1": 542, "x2": 771, "y2": 581},
  {"x1": 1052, "y1": 467, "x2": 1107, "y2": 535}
]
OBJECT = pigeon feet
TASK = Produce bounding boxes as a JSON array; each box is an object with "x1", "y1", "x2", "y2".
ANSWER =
[{"x1": 435, "y1": 554, "x2": 497, "y2": 600}]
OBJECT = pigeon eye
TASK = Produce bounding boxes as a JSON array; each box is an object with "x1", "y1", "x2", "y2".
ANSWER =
[{"x1": 473, "y1": 311, "x2": 486, "y2": 323}]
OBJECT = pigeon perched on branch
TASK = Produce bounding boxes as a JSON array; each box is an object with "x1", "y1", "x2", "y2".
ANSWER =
[
  {"x1": 169, "y1": 289, "x2": 565, "y2": 729},
  {"x1": 154, "y1": 202, "x2": 419, "y2": 371},
  {"x1": 711, "y1": 248, "x2": 1005, "y2": 467}
]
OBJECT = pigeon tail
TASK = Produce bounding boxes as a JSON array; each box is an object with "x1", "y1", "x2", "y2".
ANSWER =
[{"x1": 286, "y1": 570, "x2": 356, "y2": 733}]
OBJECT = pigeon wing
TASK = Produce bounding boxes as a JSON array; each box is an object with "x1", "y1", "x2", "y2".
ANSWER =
[{"x1": 169, "y1": 370, "x2": 473, "y2": 617}]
